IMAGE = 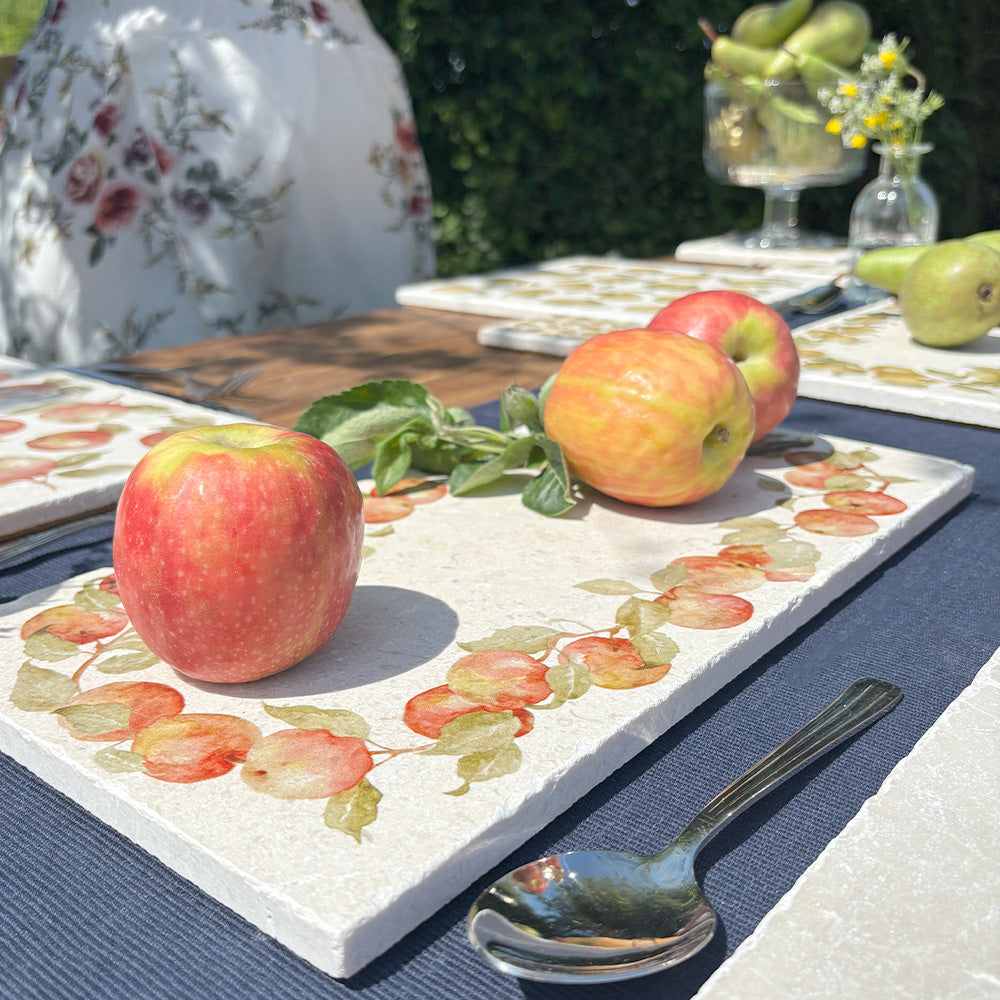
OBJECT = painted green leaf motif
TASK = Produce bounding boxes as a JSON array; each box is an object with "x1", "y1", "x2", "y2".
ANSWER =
[
  {"x1": 423, "y1": 711, "x2": 521, "y2": 756},
  {"x1": 55, "y1": 453, "x2": 100, "y2": 468},
  {"x1": 447, "y1": 743, "x2": 522, "y2": 796},
  {"x1": 632, "y1": 632, "x2": 679, "y2": 668},
  {"x1": 821, "y1": 473, "x2": 870, "y2": 491},
  {"x1": 756, "y1": 477, "x2": 788, "y2": 494},
  {"x1": 544, "y1": 660, "x2": 592, "y2": 707},
  {"x1": 719, "y1": 518, "x2": 786, "y2": 545},
  {"x1": 649, "y1": 565, "x2": 688, "y2": 592},
  {"x1": 56, "y1": 465, "x2": 136, "y2": 478},
  {"x1": 615, "y1": 596, "x2": 673, "y2": 636},
  {"x1": 96, "y1": 650, "x2": 162, "y2": 674},
  {"x1": 73, "y1": 586, "x2": 123, "y2": 612},
  {"x1": 263, "y1": 704, "x2": 371, "y2": 739},
  {"x1": 94, "y1": 747, "x2": 145, "y2": 773},
  {"x1": 54, "y1": 702, "x2": 132, "y2": 736},
  {"x1": 324, "y1": 777, "x2": 382, "y2": 842},
  {"x1": 23, "y1": 630, "x2": 81, "y2": 662},
  {"x1": 574, "y1": 579, "x2": 642, "y2": 597},
  {"x1": 10, "y1": 662, "x2": 77, "y2": 712},
  {"x1": 763, "y1": 539, "x2": 820, "y2": 568},
  {"x1": 457, "y1": 625, "x2": 562, "y2": 655}
]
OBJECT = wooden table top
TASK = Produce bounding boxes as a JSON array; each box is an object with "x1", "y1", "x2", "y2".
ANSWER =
[{"x1": 125, "y1": 306, "x2": 566, "y2": 428}]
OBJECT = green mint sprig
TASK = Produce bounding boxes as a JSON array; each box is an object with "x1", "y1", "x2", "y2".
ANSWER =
[{"x1": 294, "y1": 378, "x2": 576, "y2": 517}]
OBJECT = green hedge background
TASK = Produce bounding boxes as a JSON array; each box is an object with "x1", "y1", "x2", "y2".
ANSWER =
[
  {"x1": 5, "y1": 1, "x2": 998, "y2": 278},
  {"x1": 364, "y1": 0, "x2": 1000, "y2": 276}
]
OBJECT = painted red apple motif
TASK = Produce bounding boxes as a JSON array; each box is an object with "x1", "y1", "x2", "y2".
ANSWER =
[
  {"x1": 27, "y1": 429, "x2": 114, "y2": 451},
  {"x1": 38, "y1": 401, "x2": 134, "y2": 423},
  {"x1": 241, "y1": 729, "x2": 374, "y2": 799},
  {"x1": 403, "y1": 684, "x2": 534, "y2": 738},
  {"x1": 57, "y1": 681, "x2": 185, "y2": 742},
  {"x1": 20, "y1": 604, "x2": 130, "y2": 644},
  {"x1": 0, "y1": 455, "x2": 58, "y2": 485},
  {"x1": 445, "y1": 651, "x2": 553, "y2": 710},
  {"x1": 558, "y1": 636, "x2": 670, "y2": 689},
  {"x1": 130, "y1": 713, "x2": 262, "y2": 783}
]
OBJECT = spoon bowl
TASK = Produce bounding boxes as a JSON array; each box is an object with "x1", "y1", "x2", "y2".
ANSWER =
[{"x1": 468, "y1": 677, "x2": 902, "y2": 984}]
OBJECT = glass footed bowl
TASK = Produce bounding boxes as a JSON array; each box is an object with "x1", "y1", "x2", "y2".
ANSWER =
[{"x1": 703, "y1": 77, "x2": 866, "y2": 250}]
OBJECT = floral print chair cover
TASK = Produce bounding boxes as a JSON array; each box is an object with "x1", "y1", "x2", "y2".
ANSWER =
[{"x1": 0, "y1": 0, "x2": 435, "y2": 365}]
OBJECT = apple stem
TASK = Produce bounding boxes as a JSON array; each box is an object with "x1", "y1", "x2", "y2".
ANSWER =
[{"x1": 70, "y1": 644, "x2": 105, "y2": 689}]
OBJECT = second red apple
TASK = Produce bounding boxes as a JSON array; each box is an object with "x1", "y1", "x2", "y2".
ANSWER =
[{"x1": 647, "y1": 290, "x2": 799, "y2": 440}]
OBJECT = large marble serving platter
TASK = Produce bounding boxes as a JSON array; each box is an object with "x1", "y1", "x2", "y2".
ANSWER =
[
  {"x1": 694, "y1": 644, "x2": 1000, "y2": 999},
  {"x1": 0, "y1": 357, "x2": 259, "y2": 539},
  {"x1": 0, "y1": 429, "x2": 973, "y2": 979},
  {"x1": 395, "y1": 255, "x2": 821, "y2": 326},
  {"x1": 477, "y1": 301, "x2": 1000, "y2": 429}
]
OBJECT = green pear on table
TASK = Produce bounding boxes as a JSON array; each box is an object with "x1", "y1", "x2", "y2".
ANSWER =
[
  {"x1": 763, "y1": 0, "x2": 872, "y2": 80},
  {"x1": 898, "y1": 240, "x2": 1000, "y2": 347},
  {"x1": 852, "y1": 231, "x2": 1000, "y2": 295},
  {"x1": 731, "y1": 0, "x2": 814, "y2": 48}
]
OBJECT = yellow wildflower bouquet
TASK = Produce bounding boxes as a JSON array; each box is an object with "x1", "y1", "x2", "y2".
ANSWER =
[{"x1": 818, "y1": 35, "x2": 944, "y2": 150}]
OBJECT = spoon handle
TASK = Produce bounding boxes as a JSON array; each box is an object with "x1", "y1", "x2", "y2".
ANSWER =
[{"x1": 670, "y1": 677, "x2": 902, "y2": 855}]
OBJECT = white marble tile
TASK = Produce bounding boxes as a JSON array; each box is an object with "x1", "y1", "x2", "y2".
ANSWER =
[
  {"x1": 695, "y1": 647, "x2": 1000, "y2": 1000},
  {"x1": 0, "y1": 357, "x2": 262, "y2": 538},
  {"x1": 0, "y1": 432, "x2": 974, "y2": 978}
]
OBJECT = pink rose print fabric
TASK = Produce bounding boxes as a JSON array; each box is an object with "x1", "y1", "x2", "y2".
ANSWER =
[{"x1": 0, "y1": 0, "x2": 435, "y2": 364}]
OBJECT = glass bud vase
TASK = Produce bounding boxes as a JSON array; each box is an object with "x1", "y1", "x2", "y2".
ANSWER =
[{"x1": 846, "y1": 142, "x2": 939, "y2": 303}]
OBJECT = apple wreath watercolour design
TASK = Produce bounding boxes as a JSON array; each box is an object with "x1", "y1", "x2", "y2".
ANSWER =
[
  {"x1": 0, "y1": 375, "x2": 214, "y2": 488},
  {"x1": 8, "y1": 441, "x2": 911, "y2": 841}
]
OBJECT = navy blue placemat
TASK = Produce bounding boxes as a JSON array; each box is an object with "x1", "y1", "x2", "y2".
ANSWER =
[{"x1": 2, "y1": 395, "x2": 997, "y2": 1000}]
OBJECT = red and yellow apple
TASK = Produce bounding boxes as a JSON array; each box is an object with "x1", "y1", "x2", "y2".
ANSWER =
[
  {"x1": 112, "y1": 423, "x2": 364, "y2": 684},
  {"x1": 647, "y1": 290, "x2": 799, "y2": 440},
  {"x1": 542, "y1": 328, "x2": 755, "y2": 506}
]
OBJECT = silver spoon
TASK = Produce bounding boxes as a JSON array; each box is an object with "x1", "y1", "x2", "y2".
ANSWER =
[
  {"x1": 770, "y1": 278, "x2": 848, "y2": 318},
  {"x1": 467, "y1": 676, "x2": 902, "y2": 984}
]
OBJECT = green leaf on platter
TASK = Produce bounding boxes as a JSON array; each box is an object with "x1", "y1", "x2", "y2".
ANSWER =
[
  {"x1": 615, "y1": 596, "x2": 673, "y2": 636},
  {"x1": 448, "y1": 435, "x2": 536, "y2": 496},
  {"x1": 575, "y1": 579, "x2": 642, "y2": 596},
  {"x1": 94, "y1": 747, "x2": 145, "y2": 773},
  {"x1": 445, "y1": 743, "x2": 522, "y2": 796},
  {"x1": 370, "y1": 420, "x2": 422, "y2": 493},
  {"x1": 457, "y1": 625, "x2": 562, "y2": 655},
  {"x1": 423, "y1": 710, "x2": 521, "y2": 756},
  {"x1": 649, "y1": 565, "x2": 688, "y2": 593},
  {"x1": 536, "y1": 373, "x2": 558, "y2": 417},
  {"x1": 53, "y1": 702, "x2": 132, "y2": 736},
  {"x1": 543, "y1": 660, "x2": 592, "y2": 707},
  {"x1": 366, "y1": 525, "x2": 395, "y2": 537},
  {"x1": 324, "y1": 777, "x2": 382, "y2": 842},
  {"x1": 22, "y1": 630, "x2": 82, "y2": 663},
  {"x1": 263, "y1": 704, "x2": 371, "y2": 739},
  {"x1": 10, "y1": 662, "x2": 77, "y2": 712},
  {"x1": 499, "y1": 383, "x2": 542, "y2": 432},
  {"x1": 103, "y1": 634, "x2": 151, "y2": 652},
  {"x1": 96, "y1": 650, "x2": 161, "y2": 674},
  {"x1": 294, "y1": 380, "x2": 445, "y2": 468},
  {"x1": 521, "y1": 462, "x2": 574, "y2": 517},
  {"x1": 632, "y1": 632, "x2": 679, "y2": 668}
]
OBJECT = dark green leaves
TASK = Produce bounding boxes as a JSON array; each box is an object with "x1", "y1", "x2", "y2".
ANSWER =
[{"x1": 295, "y1": 379, "x2": 575, "y2": 516}]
